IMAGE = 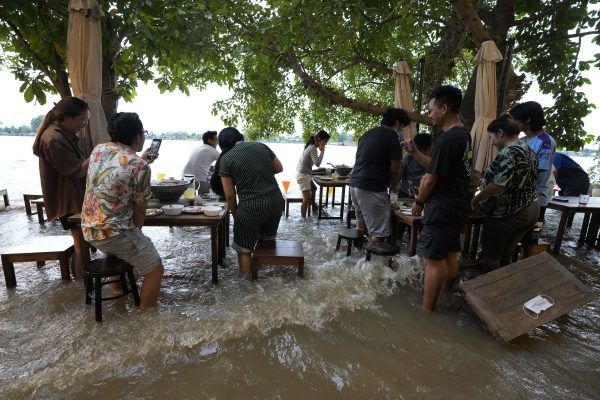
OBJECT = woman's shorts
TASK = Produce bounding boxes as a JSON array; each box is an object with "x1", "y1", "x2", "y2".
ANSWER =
[
  {"x1": 90, "y1": 228, "x2": 161, "y2": 276},
  {"x1": 296, "y1": 173, "x2": 313, "y2": 192}
]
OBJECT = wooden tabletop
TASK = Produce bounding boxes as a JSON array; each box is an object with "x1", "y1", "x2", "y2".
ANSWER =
[
  {"x1": 547, "y1": 196, "x2": 600, "y2": 212},
  {"x1": 312, "y1": 175, "x2": 350, "y2": 187},
  {"x1": 69, "y1": 208, "x2": 228, "y2": 227}
]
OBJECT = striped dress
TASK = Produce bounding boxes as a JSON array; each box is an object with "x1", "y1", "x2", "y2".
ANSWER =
[{"x1": 219, "y1": 142, "x2": 284, "y2": 252}]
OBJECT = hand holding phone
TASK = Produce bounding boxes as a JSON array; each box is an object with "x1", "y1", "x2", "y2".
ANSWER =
[{"x1": 142, "y1": 138, "x2": 161, "y2": 163}]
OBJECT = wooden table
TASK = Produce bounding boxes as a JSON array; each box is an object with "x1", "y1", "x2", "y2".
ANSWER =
[
  {"x1": 312, "y1": 176, "x2": 349, "y2": 220},
  {"x1": 70, "y1": 208, "x2": 229, "y2": 284},
  {"x1": 391, "y1": 209, "x2": 484, "y2": 258},
  {"x1": 546, "y1": 196, "x2": 600, "y2": 253}
]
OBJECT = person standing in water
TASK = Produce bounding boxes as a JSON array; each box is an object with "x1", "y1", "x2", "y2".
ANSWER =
[
  {"x1": 32, "y1": 96, "x2": 91, "y2": 279},
  {"x1": 296, "y1": 130, "x2": 330, "y2": 218}
]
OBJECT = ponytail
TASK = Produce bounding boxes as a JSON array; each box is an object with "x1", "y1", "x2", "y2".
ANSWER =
[
  {"x1": 32, "y1": 96, "x2": 89, "y2": 156},
  {"x1": 304, "y1": 135, "x2": 316, "y2": 149}
]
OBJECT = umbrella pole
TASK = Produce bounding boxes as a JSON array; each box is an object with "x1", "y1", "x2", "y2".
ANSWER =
[
  {"x1": 415, "y1": 57, "x2": 425, "y2": 133},
  {"x1": 497, "y1": 39, "x2": 515, "y2": 115}
]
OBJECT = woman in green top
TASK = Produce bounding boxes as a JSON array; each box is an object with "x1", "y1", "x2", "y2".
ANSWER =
[
  {"x1": 218, "y1": 127, "x2": 284, "y2": 275},
  {"x1": 472, "y1": 116, "x2": 539, "y2": 272}
]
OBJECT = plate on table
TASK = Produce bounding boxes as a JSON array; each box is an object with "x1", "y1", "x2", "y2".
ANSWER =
[
  {"x1": 146, "y1": 208, "x2": 163, "y2": 217},
  {"x1": 204, "y1": 202, "x2": 226, "y2": 207},
  {"x1": 183, "y1": 206, "x2": 203, "y2": 214},
  {"x1": 318, "y1": 176, "x2": 333, "y2": 181}
]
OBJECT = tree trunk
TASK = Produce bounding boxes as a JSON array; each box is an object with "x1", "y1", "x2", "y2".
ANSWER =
[
  {"x1": 51, "y1": 68, "x2": 72, "y2": 98},
  {"x1": 101, "y1": 54, "x2": 119, "y2": 123}
]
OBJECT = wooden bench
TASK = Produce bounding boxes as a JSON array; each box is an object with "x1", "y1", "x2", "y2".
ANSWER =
[
  {"x1": 251, "y1": 240, "x2": 304, "y2": 280},
  {"x1": 23, "y1": 194, "x2": 43, "y2": 215},
  {"x1": 282, "y1": 191, "x2": 310, "y2": 218},
  {"x1": 0, "y1": 189, "x2": 8, "y2": 207},
  {"x1": 31, "y1": 199, "x2": 47, "y2": 224},
  {"x1": 1, "y1": 236, "x2": 74, "y2": 288}
]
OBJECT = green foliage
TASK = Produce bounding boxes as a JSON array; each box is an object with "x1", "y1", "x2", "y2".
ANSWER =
[{"x1": 1, "y1": 0, "x2": 598, "y2": 146}]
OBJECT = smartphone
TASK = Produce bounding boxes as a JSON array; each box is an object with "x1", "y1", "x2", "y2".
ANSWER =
[{"x1": 147, "y1": 138, "x2": 162, "y2": 158}]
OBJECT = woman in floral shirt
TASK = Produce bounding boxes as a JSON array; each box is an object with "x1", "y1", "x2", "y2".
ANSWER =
[{"x1": 82, "y1": 113, "x2": 164, "y2": 310}]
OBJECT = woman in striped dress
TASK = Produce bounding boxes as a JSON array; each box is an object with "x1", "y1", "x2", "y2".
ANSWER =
[{"x1": 218, "y1": 128, "x2": 284, "y2": 275}]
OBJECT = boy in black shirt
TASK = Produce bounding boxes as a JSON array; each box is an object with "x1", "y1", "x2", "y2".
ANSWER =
[{"x1": 410, "y1": 86, "x2": 471, "y2": 312}]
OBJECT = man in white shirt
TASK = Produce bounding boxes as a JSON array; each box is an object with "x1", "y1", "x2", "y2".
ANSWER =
[{"x1": 183, "y1": 130, "x2": 220, "y2": 193}]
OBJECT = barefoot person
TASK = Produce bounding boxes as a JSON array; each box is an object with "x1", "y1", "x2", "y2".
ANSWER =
[
  {"x1": 296, "y1": 130, "x2": 330, "y2": 218},
  {"x1": 218, "y1": 127, "x2": 285, "y2": 275},
  {"x1": 411, "y1": 86, "x2": 471, "y2": 312},
  {"x1": 33, "y1": 96, "x2": 91, "y2": 278},
  {"x1": 81, "y1": 112, "x2": 164, "y2": 310}
]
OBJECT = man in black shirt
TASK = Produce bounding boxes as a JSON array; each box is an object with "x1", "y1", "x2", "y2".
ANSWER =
[
  {"x1": 350, "y1": 108, "x2": 409, "y2": 246},
  {"x1": 410, "y1": 85, "x2": 471, "y2": 312}
]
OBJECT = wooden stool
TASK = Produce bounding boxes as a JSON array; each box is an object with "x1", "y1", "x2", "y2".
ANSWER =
[
  {"x1": 251, "y1": 240, "x2": 304, "y2": 280},
  {"x1": 23, "y1": 194, "x2": 43, "y2": 215},
  {"x1": 31, "y1": 199, "x2": 46, "y2": 224},
  {"x1": 364, "y1": 241, "x2": 400, "y2": 267},
  {"x1": 282, "y1": 191, "x2": 310, "y2": 218},
  {"x1": 0, "y1": 189, "x2": 8, "y2": 207},
  {"x1": 1, "y1": 236, "x2": 74, "y2": 288},
  {"x1": 336, "y1": 227, "x2": 363, "y2": 256},
  {"x1": 83, "y1": 256, "x2": 140, "y2": 322}
]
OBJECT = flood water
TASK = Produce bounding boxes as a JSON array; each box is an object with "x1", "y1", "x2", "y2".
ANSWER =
[{"x1": 0, "y1": 136, "x2": 599, "y2": 399}]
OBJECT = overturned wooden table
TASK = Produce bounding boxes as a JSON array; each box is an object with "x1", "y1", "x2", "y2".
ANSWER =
[
  {"x1": 546, "y1": 196, "x2": 600, "y2": 253},
  {"x1": 70, "y1": 207, "x2": 229, "y2": 284}
]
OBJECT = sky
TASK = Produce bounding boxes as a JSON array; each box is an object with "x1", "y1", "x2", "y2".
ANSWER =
[{"x1": 0, "y1": 38, "x2": 598, "y2": 143}]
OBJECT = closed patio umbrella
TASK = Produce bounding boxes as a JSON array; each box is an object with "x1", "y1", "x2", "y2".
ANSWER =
[
  {"x1": 67, "y1": 0, "x2": 109, "y2": 157},
  {"x1": 392, "y1": 60, "x2": 417, "y2": 140},
  {"x1": 470, "y1": 40, "x2": 503, "y2": 176}
]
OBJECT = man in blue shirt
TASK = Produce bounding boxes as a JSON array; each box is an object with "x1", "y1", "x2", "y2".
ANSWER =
[{"x1": 553, "y1": 152, "x2": 590, "y2": 196}]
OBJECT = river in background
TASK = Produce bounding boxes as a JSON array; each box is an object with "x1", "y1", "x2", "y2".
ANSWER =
[{"x1": 0, "y1": 136, "x2": 599, "y2": 399}]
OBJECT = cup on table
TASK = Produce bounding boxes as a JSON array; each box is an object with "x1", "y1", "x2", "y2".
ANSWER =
[
  {"x1": 282, "y1": 180, "x2": 290, "y2": 193},
  {"x1": 325, "y1": 167, "x2": 332, "y2": 176},
  {"x1": 579, "y1": 194, "x2": 590, "y2": 205}
]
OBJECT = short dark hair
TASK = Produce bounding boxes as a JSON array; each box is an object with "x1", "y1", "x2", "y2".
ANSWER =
[
  {"x1": 509, "y1": 101, "x2": 546, "y2": 131},
  {"x1": 427, "y1": 85, "x2": 462, "y2": 114},
  {"x1": 202, "y1": 130, "x2": 218, "y2": 144},
  {"x1": 381, "y1": 108, "x2": 411, "y2": 127},
  {"x1": 218, "y1": 127, "x2": 244, "y2": 153},
  {"x1": 413, "y1": 133, "x2": 432, "y2": 151},
  {"x1": 108, "y1": 112, "x2": 143, "y2": 146},
  {"x1": 487, "y1": 115, "x2": 520, "y2": 136}
]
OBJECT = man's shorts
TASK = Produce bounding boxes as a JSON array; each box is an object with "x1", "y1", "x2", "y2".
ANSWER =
[
  {"x1": 90, "y1": 228, "x2": 161, "y2": 276},
  {"x1": 296, "y1": 173, "x2": 313, "y2": 192},
  {"x1": 349, "y1": 186, "x2": 391, "y2": 238},
  {"x1": 421, "y1": 223, "x2": 461, "y2": 260}
]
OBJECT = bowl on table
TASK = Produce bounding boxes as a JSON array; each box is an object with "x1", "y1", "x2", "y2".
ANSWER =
[
  {"x1": 202, "y1": 205, "x2": 222, "y2": 217},
  {"x1": 150, "y1": 178, "x2": 189, "y2": 202},
  {"x1": 333, "y1": 164, "x2": 353, "y2": 177},
  {"x1": 162, "y1": 204, "x2": 184, "y2": 216}
]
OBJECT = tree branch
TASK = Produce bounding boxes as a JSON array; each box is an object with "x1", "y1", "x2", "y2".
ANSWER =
[
  {"x1": 514, "y1": 30, "x2": 600, "y2": 53},
  {"x1": 282, "y1": 52, "x2": 429, "y2": 124}
]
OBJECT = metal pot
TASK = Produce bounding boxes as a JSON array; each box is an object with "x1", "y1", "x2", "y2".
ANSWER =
[
  {"x1": 150, "y1": 179, "x2": 189, "y2": 202},
  {"x1": 331, "y1": 164, "x2": 353, "y2": 177}
]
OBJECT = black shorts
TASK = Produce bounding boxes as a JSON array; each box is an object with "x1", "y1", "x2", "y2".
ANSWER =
[
  {"x1": 59, "y1": 214, "x2": 77, "y2": 231},
  {"x1": 421, "y1": 223, "x2": 461, "y2": 260}
]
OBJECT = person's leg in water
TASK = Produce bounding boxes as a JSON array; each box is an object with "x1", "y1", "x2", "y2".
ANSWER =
[
  {"x1": 310, "y1": 181, "x2": 318, "y2": 210},
  {"x1": 70, "y1": 227, "x2": 90, "y2": 279},
  {"x1": 301, "y1": 190, "x2": 311, "y2": 218},
  {"x1": 139, "y1": 263, "x2": 164, "y2": 310},
  {"x1": 422, "y1": 257, "x2": 446, "y2": 312}
]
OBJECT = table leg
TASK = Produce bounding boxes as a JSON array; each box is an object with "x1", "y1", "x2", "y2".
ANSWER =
[
  {"x1": 346, "y1": 189, "x2": 353, "y2": 228},
  {"x1": 325, "y1": 186, "x2": 329, "y2": 207},
  {"x1": 408, "y1": 224, "x2": 417, "y2": 256},
  {"x1": 1, "y1": 255, "x2": 16, "y2": 288},
  {"x1": 285, "y1": 198, "x2": 290, "y2": 218},
  {"x1": 332, "y1": 187, "x2": 336, "y2": 208},
  {"x1": 586, "y1": 213, "x2": 600, "y2": 246},
  {"x1": 2, "y1": 193, "x2": 8, "y2": 207},
  {"x1": 552, "y1": 211, "x2": 571, "y2": 254},
  {"x1": 470, "y1": 223, "x2": 481, "y2": 259},
  {"x1": 579, "y1": 212, "x2": 591, "y2": 243},
  {"x1": 36, "y1": 203, "x2": 45, "y2": 224},
  {"x1": 339, "y1": 186, "x2": 346, "y2": 219},
  {"x1": 211, "y1": 226, "x2": 219, "y2": 284},
  {"x1": 318, "y1": 186, "x2": 323, "y2": 219},
  {"x1": 462, "y1": 222, "x2": 473, "y2": 255}
]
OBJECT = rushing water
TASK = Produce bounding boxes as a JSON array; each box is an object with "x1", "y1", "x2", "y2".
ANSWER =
[{"x1": 0, "y1": 136, "x2": 599, "y2": 399}]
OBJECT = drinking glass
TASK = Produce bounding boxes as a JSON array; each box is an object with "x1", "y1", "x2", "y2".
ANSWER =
[
  {"x1": 282, "y1": 180, "x2": 291, "y2": 193},
  {"x1": 579, "y1": 194, "x2": 590, "y2": 205}
]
